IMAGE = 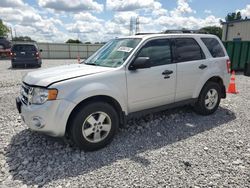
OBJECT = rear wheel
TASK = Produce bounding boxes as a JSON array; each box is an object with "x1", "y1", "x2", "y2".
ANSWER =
[
  {"x1": 69, "y1": 102, "x2": 119, "y2": 151},
  {"x1": 194, "y1": 82, "x2": 221, "y2": 115}
]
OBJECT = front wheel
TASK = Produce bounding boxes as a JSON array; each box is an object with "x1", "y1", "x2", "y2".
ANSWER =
[
  {"x1": 194, "y1": 82, "x2": 221, "y2": 115},
  {"x1": 69, "y1": 102, "x2": 119, "y2": 151}
]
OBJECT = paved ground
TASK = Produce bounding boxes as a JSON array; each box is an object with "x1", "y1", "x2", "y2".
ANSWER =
[{"x1": 0, "y1": 59, "x2": 249, "y2": 188}]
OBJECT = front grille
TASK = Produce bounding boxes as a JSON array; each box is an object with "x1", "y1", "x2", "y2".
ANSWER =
[{"x1": 21, "y1": 83, "x2": 32, "y2": 105}]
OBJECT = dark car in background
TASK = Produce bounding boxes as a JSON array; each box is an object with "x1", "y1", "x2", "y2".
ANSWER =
[
  {"x1": 10, "y1": 43, "x2": 42, "y2": 68},
  {"x1": 0, "y1": 37, "x2": 11, "y2": 49},
  {"x1": 0, "y1": 37, "x2": 11, "y2": 58}
]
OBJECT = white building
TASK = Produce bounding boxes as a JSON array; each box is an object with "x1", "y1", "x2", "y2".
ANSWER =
[{"x1": 222, "y1": 19, "x2": 250, "y2": 41}]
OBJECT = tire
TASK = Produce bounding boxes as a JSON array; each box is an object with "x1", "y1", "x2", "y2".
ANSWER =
[
  {"x1": 194, "y1": 81, "x2": 221, "y2": 115},
  {"x1": 69, "y1": 102, "x2": 119, "y2": 151},
  {"x1": 12, "y1": 64, "x2": 16, "y2": 68},
  {"x1": 244, "y1": 63, "x2": 250, "y2": 76}
]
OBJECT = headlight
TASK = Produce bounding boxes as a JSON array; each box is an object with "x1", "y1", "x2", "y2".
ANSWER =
[{"x1": 30, "y1": 87, "x2": 58, "y2": 104}]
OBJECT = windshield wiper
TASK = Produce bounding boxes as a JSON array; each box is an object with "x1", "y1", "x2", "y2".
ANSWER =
[{"x1": 84, "y1": 62, "x2": 97, "y2": 66}]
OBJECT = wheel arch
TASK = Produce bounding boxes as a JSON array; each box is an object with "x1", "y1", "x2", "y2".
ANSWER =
[
  {"x1": 194, "y1": 76, "x2": 226, "y2": 99},
  {"x1": 65, "y1": 95, "x2": 125, "y2": 135}
]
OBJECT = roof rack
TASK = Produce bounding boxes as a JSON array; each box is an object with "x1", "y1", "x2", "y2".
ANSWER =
[
  {"x1": 135, "y1": 33, "x2": 158, "y2": 35},
  {"x1": 135, "y1": 30, "x2": 208, "y2": 35},
  {"x1": 163, "y1": 29, "x2": 208, "y2": 34}
]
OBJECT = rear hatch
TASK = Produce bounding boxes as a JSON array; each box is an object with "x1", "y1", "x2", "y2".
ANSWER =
[{"x1": 12, "y1": 44, "x2": 39, "y2": 60}]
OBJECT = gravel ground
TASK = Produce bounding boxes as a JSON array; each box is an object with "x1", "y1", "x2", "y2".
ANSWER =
[{"x1": 0, "y1": 59, "x2": 249, "y2": 188}]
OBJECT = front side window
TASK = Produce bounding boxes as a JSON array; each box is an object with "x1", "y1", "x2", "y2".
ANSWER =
[
  {"x1": 201, "y1": 38, "x2": 225, "y2": 58},
  {"x1": 137, "y1": 39, "x2": 172, "y2": 66},
  {"x1": 174, "y1": 38, "x2": 204, "y2": 62},
  {"x1": 84, "y1": 38, "x2": 141, "y2": 68}
]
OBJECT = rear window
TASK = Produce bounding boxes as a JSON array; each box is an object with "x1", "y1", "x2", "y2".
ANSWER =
[
  {"x1": 174, "y1": 38, "x2": 204, "y2": 62},
  {"x1": 12, "y1": 45, "x2": 37, "y2": 52},
  {"x1": 201, "y1": 38, "x2": 225, "y2": 58}
]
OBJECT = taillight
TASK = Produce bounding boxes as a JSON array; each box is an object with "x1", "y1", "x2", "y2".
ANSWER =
[
  {"x1": 36, "y1": 52, "x2": 40, "y2": 59},
  {"x1": 10, "y1": 52, "x2": 15, "y2": 58},
  {"x1": 226, "y1": 59, "x2": 231, "y2": 73}
]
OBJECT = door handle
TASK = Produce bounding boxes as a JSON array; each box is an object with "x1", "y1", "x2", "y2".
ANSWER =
[
  {"x1": 162, "y1": 70, "x2": 173, "y2": 75},
  {"x1": 199, "y1": 64, "x2": 207, "y2": 69}
]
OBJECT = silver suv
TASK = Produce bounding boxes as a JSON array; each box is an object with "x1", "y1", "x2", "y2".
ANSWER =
[{"x1": 16, "y1": 34, "x2": 231, "y2": 151}]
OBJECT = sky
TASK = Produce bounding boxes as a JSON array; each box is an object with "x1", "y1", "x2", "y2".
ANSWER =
[{"x1": 0, "y1": 0, "x2": 250, "y2": 43}]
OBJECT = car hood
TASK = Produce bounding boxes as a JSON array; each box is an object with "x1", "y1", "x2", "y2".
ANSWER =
[{"x1": 23, "y1": 64, "x2": 113, "y2": 87}]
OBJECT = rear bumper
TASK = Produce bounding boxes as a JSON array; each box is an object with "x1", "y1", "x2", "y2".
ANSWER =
[{"x1": 11, "y1": 59, "x2": 42, "y2": 65}]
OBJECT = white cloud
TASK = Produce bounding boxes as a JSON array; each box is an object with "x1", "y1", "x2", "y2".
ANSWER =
[
  {"x1": 73, "y1": 12, "x2": 103, "y2": 22},
  {"x1": 151, "y1": 2, "x2": 168, "y2": 16},
  {"x1": 204, "y1": 9, "x2": 212, "y2": 14},
  {"x1": 0, "y1": 0, "x2": 223, "y2": 42},
  {"x1": 237, "y1": 4, "x2": 250, "y2": 18},
  {"x1": 156, "y1": 15, "x2": 220, "y2": 30},
  {"x1": 106, "y1": 0, "x2": 155, "y2": 11},
  {"x1": 0, "y1": 0, "x2": 24, "y2": 7},
  {"x1": 66, "y1": 21, "x2": 103, "y2": 33},
  {"x1": 105, "y1": 21, "x2": 128, "y2": 35},
  {"x1": 171, "y1": 0, "x2": 195, "y2": 16},
  {"x1": 0, "y1": 2, "x2": 68, "y2": 42},
  {"x1": 38, "y1": 0, "x2": 104, "y2": 12},
  {"x1": 113, "y1": 11, "x2": 138, "y2": 24}
]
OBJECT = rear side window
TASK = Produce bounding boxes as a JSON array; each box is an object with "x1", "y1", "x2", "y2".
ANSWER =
[
  {"x1": 12, "y1": 45, "x2": 37, "y2": 52},
  {"x1": 137, "y1": 39, "x2": 172, "y2": 66},
  {"x1": 173, "y1": 38, "x2": 204, "y2": 62},
  {"x1": 201, "y1": 38, "x2": 225, "y2": 58}
]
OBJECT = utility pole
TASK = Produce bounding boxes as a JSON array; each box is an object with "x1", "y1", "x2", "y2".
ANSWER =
[
  {"x1": 9, "y1": 27, "x2": 13, "y2": 40},
  {"x1": 14, "y1": 28, "x2": 17, "y2": 38},
  {"x1": 135, "y1": 16, "x2": 139, "y2": 34},
  {"x1": 129, "y1": 17, "x2": 134, "y2": 35}
]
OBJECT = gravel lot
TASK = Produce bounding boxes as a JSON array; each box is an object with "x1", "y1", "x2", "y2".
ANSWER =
[{"x1": 0, "y1": 59, "x2": 249, "y2": 188}]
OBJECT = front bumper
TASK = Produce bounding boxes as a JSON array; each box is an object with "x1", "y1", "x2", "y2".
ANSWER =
[{"x1": 16, "y1": 97, "x2": 75, "y2": 137}]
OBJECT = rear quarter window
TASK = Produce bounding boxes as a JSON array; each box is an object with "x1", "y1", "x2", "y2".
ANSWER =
[
  {"x1": 173, "y1": 38, "x2": 205, "y2": 63},
  {"x1": 201, "y1": 38, "x2": 225, "y2": 58}
]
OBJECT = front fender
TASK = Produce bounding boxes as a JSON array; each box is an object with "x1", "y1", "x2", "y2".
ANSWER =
[{"x1": 65, "y1": 82, "x2": 128, "y2": 114}]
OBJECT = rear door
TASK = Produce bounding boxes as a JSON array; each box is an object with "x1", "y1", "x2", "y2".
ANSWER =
[
  {"x1": 172, "y1": 37, "x2": 208, "y2": 101},
  {"x1": 126, "y1": 38, "x2": 176, "y2": 112},
  {"x1": 12, "y1": 44, "x2": 38, "y2": 60}
]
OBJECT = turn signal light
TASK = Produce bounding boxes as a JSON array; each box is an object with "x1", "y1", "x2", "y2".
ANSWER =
[
  {"x1": 226, "y1": 59, "x2": 231, "y2": 73},
  {"x1": 48, "y1": 89, "x2": 58, "y2": 100}
]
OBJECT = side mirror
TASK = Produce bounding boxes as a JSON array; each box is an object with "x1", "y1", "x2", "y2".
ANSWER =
[
  {"x1": 40, "y1": 49, "x2": 43, "y2": 52},
  {"x1": 129, "y1": 57, "x2": 151, "y2": 70}
]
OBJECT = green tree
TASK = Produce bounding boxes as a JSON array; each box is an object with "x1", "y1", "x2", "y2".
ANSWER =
[
  {"x1": 65, "y1": 39, "x2": 82, "y2": 43},
  {"x1": 199, "y1": 26, "x2": 223, "y2": 39},
  {"x1": 225, "y1": 11, "x2": 242, "y2": 21},
  {"x1": 0, "y1": 19, "x2": 10, "y2": 36},
  {"x1": 12, "y1": 36, "x2": 35, "y2": 42}
]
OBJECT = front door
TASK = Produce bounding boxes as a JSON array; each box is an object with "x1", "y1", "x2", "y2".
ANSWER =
[{"x1": 126, "y1": 38, "x2": 176, "y2": 113}]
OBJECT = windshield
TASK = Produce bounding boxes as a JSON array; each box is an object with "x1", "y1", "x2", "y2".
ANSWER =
[
  {"x1": 12, "y1": 44, "x2": 37, "y2": 52},
  {"x1": 84, "y1": 38, "x2": 141, "y2": 68}
]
